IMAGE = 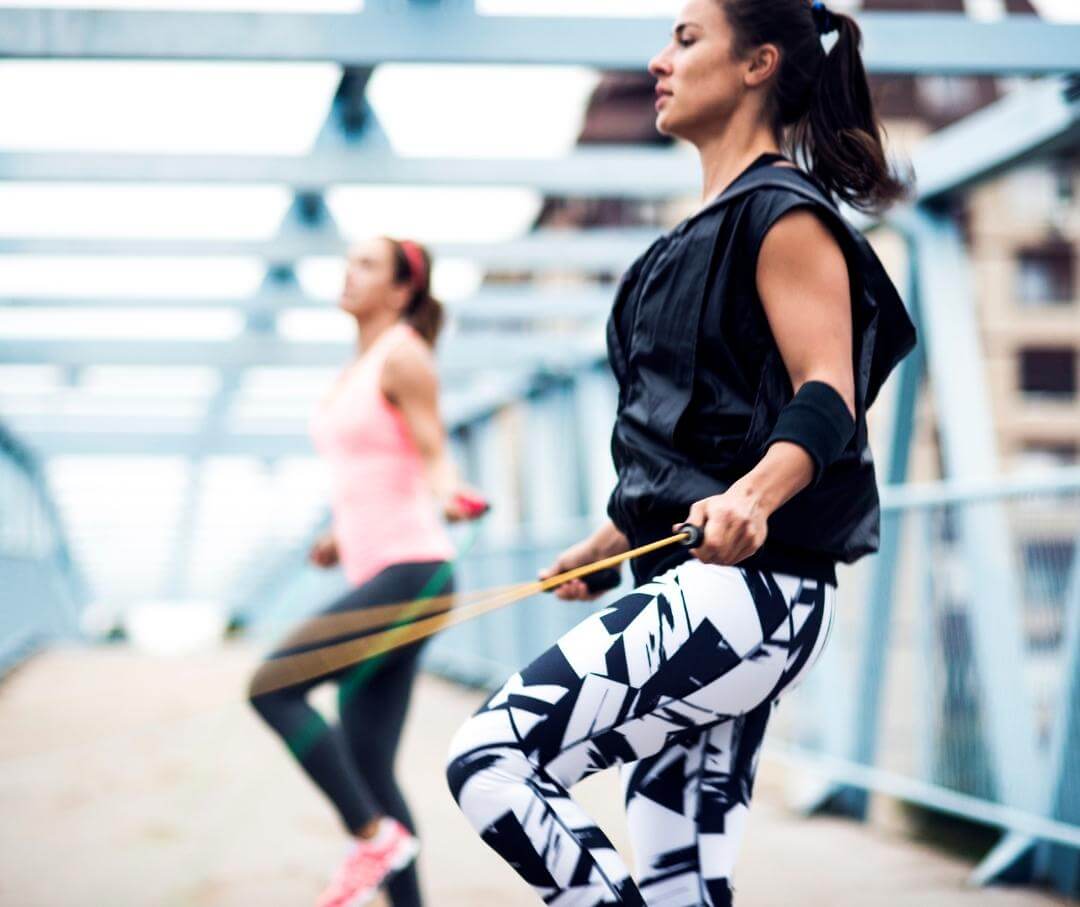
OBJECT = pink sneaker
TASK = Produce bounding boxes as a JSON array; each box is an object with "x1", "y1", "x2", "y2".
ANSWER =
[{"x1": 315, "y1": 818, "x2": 419, "y2": 907}]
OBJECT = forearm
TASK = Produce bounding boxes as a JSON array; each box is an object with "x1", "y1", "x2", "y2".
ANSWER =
[
  {"x1": 728, "y1": 441, "x2": 815, "y2": 517},
  {"x1": 422, "y1": 449, "x2": 459, "y2": 500},
  {"x1": 589, "y1": 519, "x2": 630, "y2": 558}
]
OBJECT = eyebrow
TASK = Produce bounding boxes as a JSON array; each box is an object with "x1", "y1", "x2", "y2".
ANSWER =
[{"x1": 673, "y1": 21, "x2": 701, "y2": 39}]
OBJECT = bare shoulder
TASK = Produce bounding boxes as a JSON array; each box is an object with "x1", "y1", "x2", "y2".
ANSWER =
[
  {"x1": 386, "y1": 325, "x2": 435, "y2": 368},
  {"x1": 381, "y1": 326, "x2": 438, "y2": 396},
  {"x1": 763, "y1": 206, "x2": 839, "y2": 252},
  {"x1": 758, "y1": 207, "x2": 847, "y2": 280}
]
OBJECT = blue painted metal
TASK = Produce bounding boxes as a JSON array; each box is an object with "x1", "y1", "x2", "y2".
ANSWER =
[
  {"x1": 768, "y1": 744, "x2": 1080, "y2": 850},
  {"x1": 878, "y1": 468, "x2": 1080, "y2": 508},
  {"x1": 817, "y1": 231, "x2": 925, "y2": 819},
  {"x1": 519, "y1": 381, "x2": 586, "y2": 658},
  {"x1": 0, "y1": 332, "x2": 609, "y2": 370},
  {"x1": 573, "y1": 365, "x2": 620, "y2": 523},
  {"x1": 910, "y1": 76, "x2": 1080, "y2": 200},
  {"x1": 0, "y1": 423, "x2": 86, "y2": 675},
  {"x1": 1, "y1": 9, "x2": 1077, "y2": 73},
  {"x1": 1039, "y1": 523, "x2": 1080, "y2": 891},
  {"x1": 0, "y1": 4, "x2": 1076, "y2": 893},
  {"x1": 6, "y1": 76, "x2": 1075, "y2": 197},
  {"x1": 907, "y1": 205, "x2": 1042, "y2": 815},
  {"x1": 0, "y1": 147, "x2": 698, "y2": 195},
  {"x1": 0, "y1": 287, "x2": 619, "y2": 320},
  {"x1": 6, "y1": 372, "x2": 590, "y2": 459},
  {"x1": 0, "y1": 230, "x2": 660, "y2": 270},
  {"x1": 468, "y1": 413, "x2": 530, "y2": 676},
  {"x1": 161, "y1": 68, "x2": 363, "y2": 597}
]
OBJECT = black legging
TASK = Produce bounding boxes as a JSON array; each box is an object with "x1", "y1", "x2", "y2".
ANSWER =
[{"x1": 250, "y1": 559, "x2": 453, "y2": 907}]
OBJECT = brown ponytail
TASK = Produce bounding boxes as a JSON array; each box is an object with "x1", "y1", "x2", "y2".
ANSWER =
[
  {"x1": 385, "y1": 237, "x2": 445, "y2": 347},
  {"x1": 722, "y1": 0, "x2": 909, "y2": 214}
]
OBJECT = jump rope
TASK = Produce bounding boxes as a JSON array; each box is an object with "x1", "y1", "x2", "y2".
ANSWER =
[{"x1": 249, "y1": 505, "x2": 704, "y2": 698}]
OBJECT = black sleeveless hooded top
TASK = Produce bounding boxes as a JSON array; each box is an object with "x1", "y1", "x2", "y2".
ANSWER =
[{"x1": 606, "y1": 153, "x2": 918, "y2": 584}]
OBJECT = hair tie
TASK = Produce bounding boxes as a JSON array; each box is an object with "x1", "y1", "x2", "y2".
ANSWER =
[
  {"x1": 811, "y1": 0, "x2": 837, "y2": 36},
  {"x1": 397, "y1": 239, "x2": 429, "y2": 294}
]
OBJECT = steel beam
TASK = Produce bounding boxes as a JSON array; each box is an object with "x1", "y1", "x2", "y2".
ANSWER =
[
  {"x1": 0, "y1": 332, "x2": 606, "y2": 371},
  {"x1": 1034, "y1": 523, "x2": 1080, "y2": 890},
  {"x1": 9, "y1": 370, "x2": 568, "y2": 457},
  {"x1": 159, "y1": 68, "x2": 375, "y2": 597},
  {"x1": 0, "y1": 229, "x2": 659, "y2": 271},
  {"x1": 822, "y1": 232, "x2": 924, "y2": 819},
  {"x1": 0, "y1": 147, "x2": 696, "y2": 195},
  {"x1": 3, "y1": 78, "x2": 1074, "y2": 208},
  {"x1": 910, "y1": 75, "x2": 1080, "y2": 200},
  {"x1": 1, "y1": 287, "x2": 617, "y2": 320},
  {"x1": 2, "y1": 9, "x2": 1077, "y2": 73},
  {"x1": 908, "y1": 205, "x2": 1042, "y2": 815}
]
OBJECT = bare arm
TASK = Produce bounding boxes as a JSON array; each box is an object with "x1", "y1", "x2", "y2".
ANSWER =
[
  {"x1": 381, "y1": 334, "x2": 482, "y2": 519},
  {"x1": 684, "y1": 208, "x2": 855, "y2": 563}
]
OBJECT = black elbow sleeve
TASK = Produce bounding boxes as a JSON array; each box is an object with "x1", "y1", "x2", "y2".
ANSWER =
[{"x1": 763, "y1": 380, "x2": 856, "y2": 488}]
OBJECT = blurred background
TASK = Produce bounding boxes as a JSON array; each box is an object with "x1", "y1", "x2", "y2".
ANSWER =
[{"x1": 1, "y1": 0, "x2": 1079, "y2": 904}]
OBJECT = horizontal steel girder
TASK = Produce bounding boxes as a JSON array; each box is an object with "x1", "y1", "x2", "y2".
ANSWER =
[{"x1": 2, "y1": 10, "x2": 1077, "y2": 73}]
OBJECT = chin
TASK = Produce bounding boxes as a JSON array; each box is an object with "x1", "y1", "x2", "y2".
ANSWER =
[
  {"x1": 655, "y1": 111, "x2": 674, "y2": 137},
  {"x1": 655, "y1": 106, "x2": 690, "y2": 141}
]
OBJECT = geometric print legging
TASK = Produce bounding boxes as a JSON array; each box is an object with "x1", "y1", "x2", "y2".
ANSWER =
[{"x1": 446, "y1": 558, "x2": 836, "y2": 906}]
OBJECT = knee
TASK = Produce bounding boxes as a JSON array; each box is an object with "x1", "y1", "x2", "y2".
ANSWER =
[
  {"x1": 445, "y1": 711, "x2": 535, "y2": 811},
  {"x1": 247, "y1": 663, "x2": 281, "y2": 719},
  {"x1": 445, "y1": 718, "x2": 482, "y2": 806}
]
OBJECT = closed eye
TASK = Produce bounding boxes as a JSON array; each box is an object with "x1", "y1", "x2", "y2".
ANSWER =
[{"x1": 673, "y1": 21, "x2": 700, "y2": 47}]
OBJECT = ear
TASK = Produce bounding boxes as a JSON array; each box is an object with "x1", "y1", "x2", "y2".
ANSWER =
[{"x1": 744, "y1": 42, "x2": 780, "y2": 89}]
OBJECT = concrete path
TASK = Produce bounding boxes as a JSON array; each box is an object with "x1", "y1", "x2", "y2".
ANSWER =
[{"x1": 0, "y1": 646, "x2": 1074, "y2": 906}]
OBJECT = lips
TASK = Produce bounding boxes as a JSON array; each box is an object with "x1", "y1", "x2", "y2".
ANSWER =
[{"x1": 655, "y1": 86, "x2": 673, "y2": 109}]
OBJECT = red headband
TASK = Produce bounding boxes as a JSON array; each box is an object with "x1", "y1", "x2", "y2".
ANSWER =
[{"x1": 398, "y1": 239, "x2": 428, "y2": 294}]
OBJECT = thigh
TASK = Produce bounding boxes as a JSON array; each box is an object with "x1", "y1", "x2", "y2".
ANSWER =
[
  {"x1": 339, "y1": 636, "x2": 423, "y2": 749},
  {"x1": 694, "y1": 703, "x2": 772, "y2": 879},
  {"x1": 324, "y1": 559, "x2": 454, "y2": 624},
  {"x1": 621, "y1": 730, "x2": 709, "y2": 905},
  {"x1": 622, "y1": 700, "x2": 773, "y2": 906},
  {"x1": 465, "y1": 560, "x2": 828, "y2": 791},
  {"x1": 270, "y1": 560, "x2": 453, "y2": 658},
  {"x1": 256, "y1": 560, "x2": 452, "y2": 705}
]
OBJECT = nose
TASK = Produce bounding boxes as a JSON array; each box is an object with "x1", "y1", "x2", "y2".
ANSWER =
[{"x1": 649, "y1": 44, "x2": 673, "y2": 79}]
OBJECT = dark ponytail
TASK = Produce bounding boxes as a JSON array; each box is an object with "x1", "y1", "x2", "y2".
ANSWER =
[
  {"x1": 386, "y1": 237, "x2": 445, "y2": 347},
  {"x1": 722, "y1": 0, "x2": 909, "y2": 214}
]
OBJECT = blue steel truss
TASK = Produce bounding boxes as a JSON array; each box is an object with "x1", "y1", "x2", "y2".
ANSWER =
[{"x1": 0, "y1": 5, "x2": 1077, "y2": 896}]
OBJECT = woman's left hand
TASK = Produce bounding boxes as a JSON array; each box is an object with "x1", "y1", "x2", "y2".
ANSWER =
[{"x1": 676, "y1": 487, "x2": 769, "y2": 565}]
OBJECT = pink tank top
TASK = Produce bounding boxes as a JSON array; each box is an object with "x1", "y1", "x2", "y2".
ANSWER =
[{"x1": 310, "y1": 322, "x2": 455, "y2": 587}]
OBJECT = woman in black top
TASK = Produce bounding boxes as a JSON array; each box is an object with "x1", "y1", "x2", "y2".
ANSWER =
[{"x1": 447, "y1": 1, "x2": 916, "y2": 904}]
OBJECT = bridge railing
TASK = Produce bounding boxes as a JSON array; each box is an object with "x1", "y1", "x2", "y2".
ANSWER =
[{"x1": 0, "y1": 423, "x2": 86, "y2": 674}]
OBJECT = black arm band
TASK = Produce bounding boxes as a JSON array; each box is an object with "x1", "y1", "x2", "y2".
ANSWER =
[{"x1": 764, "y1": 380, "x2": 856, "y2": 488}]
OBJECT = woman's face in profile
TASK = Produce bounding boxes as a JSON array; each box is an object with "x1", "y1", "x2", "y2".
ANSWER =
[
  {"x1": 339, "y1": 237, "x2": 403, "y2": 319},
  {"x1": 649, "y1": 0, "x2": 751, "y2": 144}
]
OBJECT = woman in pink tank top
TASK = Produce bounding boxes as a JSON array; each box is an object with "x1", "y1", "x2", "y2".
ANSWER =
[{"x1": 250, "y1": 237, "x2": 486, "y2": 907}]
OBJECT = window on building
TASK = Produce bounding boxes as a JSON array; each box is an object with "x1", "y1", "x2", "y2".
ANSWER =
[
  {"x1": 1016, "y1": 244, "x2": 1075, "y2": 306},
  {"x1": 1018, "y1": 347, "x2": 1077, "y2": 399},
  {"x1": 1019, "y1": 441, "x2": 1079, "y2": 467}
]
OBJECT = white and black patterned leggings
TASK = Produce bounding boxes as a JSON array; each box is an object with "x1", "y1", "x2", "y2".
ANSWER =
[{"x1": 446, "y1": 559, "x2": 835, "y2": 906}]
